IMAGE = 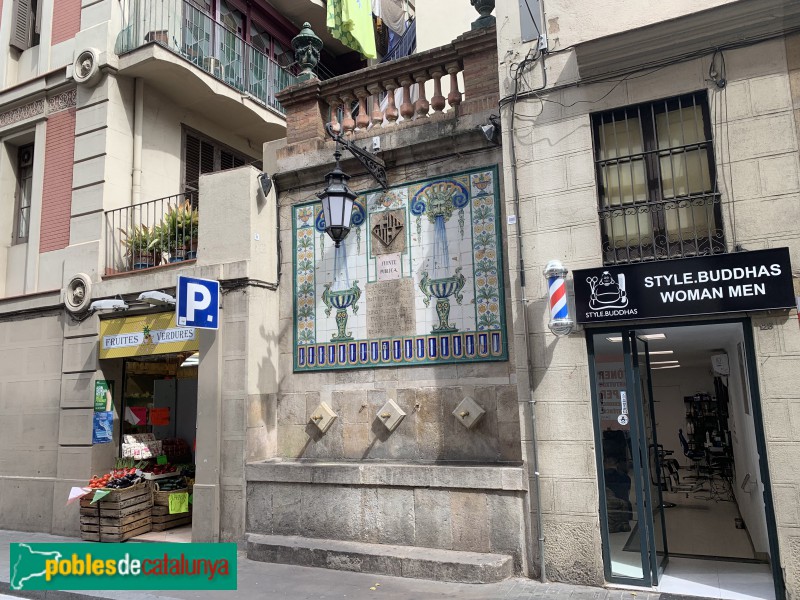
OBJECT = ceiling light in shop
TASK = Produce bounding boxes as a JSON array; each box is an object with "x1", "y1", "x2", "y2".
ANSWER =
[
  {"x1": 607, "y1": 333, "x2": 666, "y2": 343},
  {"x1": 648, "y1": 350, "x2": 674, "y2": 355},
  {"x1": 652, "y1": 364, "x2": 680, "y2": 369},
  {"x1": 650, "y1": 360, "x2": 679, "y2": 365},
  {"x1": 181, "y1": 353, "x2": 199, "y2": 367}
]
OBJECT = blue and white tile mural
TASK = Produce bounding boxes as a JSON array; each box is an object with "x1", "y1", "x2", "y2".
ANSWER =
[{"x1": 292, "y1": 166, "x2": 507, "y2": 371}]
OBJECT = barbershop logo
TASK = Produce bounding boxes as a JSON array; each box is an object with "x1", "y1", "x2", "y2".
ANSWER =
[
  {"x1": 587, "y1": 271, "x2": 629, "y2": 311},
  {"x1": 9, "y1": 543, "x2": 237, "y2": 591}
]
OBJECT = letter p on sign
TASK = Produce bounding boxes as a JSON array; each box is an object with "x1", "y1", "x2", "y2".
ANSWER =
[{"x1": 177, "y1": 276, "x2": 220, "y2": 329}]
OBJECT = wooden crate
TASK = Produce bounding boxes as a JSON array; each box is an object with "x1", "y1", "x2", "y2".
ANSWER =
[
  {"x1": 152, "y1": 487, "x2": 189, "y2": 507},
  {"x1": 150, "y1": 504, "x2": 191, "y2": 531},
  {"x1": 79, "y1": 485, "x2": 152, "y2": 542},
  {"x1": 79, "y1": 482, "x2": 149, "y2": 505}
]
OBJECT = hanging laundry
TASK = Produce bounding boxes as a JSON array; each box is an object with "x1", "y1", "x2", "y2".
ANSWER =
[
  {"x1": 327, "y1": 0, "x2": 377, "y2": 59},
  {"x1": 381, "y1": 0, "x2": 407, "y2": 36}
]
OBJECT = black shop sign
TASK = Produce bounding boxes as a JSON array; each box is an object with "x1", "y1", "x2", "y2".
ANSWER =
[{"x1": 573, "y1": 248, "x2": 795, "y2": 324}]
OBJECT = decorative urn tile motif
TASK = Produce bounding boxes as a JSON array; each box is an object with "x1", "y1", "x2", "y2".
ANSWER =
[{"x1": 292, "y1": 166, "x2": 507, "y2": 371}]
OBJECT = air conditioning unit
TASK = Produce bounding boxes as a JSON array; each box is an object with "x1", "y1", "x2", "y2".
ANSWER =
[{"x1": 711, "y1": 353, "x2": 729, "y2": 376}]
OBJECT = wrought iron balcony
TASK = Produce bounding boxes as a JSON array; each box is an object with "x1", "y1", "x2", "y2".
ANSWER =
[
  {"x1": 598, "y1": 193, "x2": 726, "y2": 265},
  {"x1": 115, "y1": 0, "x2": 297, "y2": 113},
  {"x1": 105, "y1": 192, "x2": 198, "y2": 276}
]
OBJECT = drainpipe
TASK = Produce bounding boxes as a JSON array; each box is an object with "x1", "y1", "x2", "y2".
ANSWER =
[
  {"x1": 131, "y1": 77, "x2": 143, "y2": 205},
  {"x1": 506, "y1": 98, "x2": 546, "y2": 582}
]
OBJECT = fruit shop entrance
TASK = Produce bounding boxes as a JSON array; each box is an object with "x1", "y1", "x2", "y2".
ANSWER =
[{"x1": 119, "y1": 351, "x2": 198, "y2": 541}]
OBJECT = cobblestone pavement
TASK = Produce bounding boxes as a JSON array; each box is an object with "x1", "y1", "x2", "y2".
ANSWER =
[{"x1": 0, "y1": 530, "x2": 680, "y2": 600}]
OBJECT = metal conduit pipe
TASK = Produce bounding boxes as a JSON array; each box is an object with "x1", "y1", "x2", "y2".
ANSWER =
[
  {"x1": 132, "y1": 77, "x2": 143, "y2": 205},
  {"x1": 504, "y1": 56, "x2": 547, "y2": 583}
]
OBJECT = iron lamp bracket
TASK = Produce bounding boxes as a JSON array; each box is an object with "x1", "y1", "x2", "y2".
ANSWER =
[{"x1": 324, "y1": 123, "x2": 389, "y2": 190}]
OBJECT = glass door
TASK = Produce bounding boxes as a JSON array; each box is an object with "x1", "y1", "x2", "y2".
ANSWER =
[
  {"x1": 590, "y1": 331, "x2": 649, "y2": 585},
  {"x1": 590, "y1": 329, "x2": 669, "y2": 587},
  {"x1": 630, "y1": 333, "x2": 669, "y2": 582}
]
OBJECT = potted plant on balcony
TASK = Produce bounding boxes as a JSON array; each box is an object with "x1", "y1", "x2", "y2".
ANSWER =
[
  {"x1": 120, "y1": 224, "x2": 161, "y2": 270},
  {"x1": 160, "y1": 201, "x2": 199, "y2": 262},
  {"x1": 181, "y1": 200, "x2": 199, "y2": 260},
  {"x1": 162, "y1": 203, "x2": 185, "y2": 263}
]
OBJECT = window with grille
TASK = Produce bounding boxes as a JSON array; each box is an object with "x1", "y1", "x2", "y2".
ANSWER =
[
  {"x1": 592, "y1": 92, "x2": 725, "y2": 265},
  {"x1": 182, "y1": 128, "x2": 254, "y2": 194}
]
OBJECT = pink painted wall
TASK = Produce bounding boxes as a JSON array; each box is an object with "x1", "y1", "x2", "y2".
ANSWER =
[
  {"x1": 40, "y1": 109, "x2": 76, "y2": 253},
  {"x1": 51, "y1": 0, "x2": 81, "y2": 46}
]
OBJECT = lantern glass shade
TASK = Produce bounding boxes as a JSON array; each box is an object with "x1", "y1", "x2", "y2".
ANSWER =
[{"x1": 319, "y1": 166, "x2": 357, "y2": 246}]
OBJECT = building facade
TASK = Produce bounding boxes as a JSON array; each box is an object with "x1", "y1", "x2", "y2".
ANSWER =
[
  {"x1": 495, "y1": 0, "x2": 800, "y2": 598},
  {"x1": 0, "y1": 0, "x2": 347, "y2": 539},
  {"x1": 3, "y1": 0, "x2": 800, "y2": 598}
]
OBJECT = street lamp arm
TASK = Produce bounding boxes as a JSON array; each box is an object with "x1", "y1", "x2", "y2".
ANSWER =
[{"x1": 324, "y1": 123, "x2": 389, "y2": 190}]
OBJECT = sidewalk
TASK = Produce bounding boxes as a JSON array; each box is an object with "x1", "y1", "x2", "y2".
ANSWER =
[{"x1": 1, "y1": 529, "x2": 675, "y2": 600}]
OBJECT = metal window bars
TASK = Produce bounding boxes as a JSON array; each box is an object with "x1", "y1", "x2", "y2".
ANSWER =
[
  {"x1": 115, "y1": 0, "x2": 298, "y2": 113},
  {"x1": 593, "y1": 92, "x2": 726, "y2": 265},
  {"x1": 105, "y1": 191, "x2": 198, "y2": 275}
]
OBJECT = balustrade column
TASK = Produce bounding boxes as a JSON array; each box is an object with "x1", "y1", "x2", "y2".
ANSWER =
[
  {"x1": 355, "y1": 88, "x2": 370, "y2": 130},
  {"x1": 399, "y1": 76, "x2": 414, "y2": 121},
  {"x1": 326, "y1": 96, "x2": 341, "y2": 134},
  {"x1": 430, "y1": 67, "x2": 446, "y2": 114},
  {"x1": 413, "y1": 71, "x2": 430, "y2": 119},
  {"x1": 383, "y1": 79, "x2": 399, "y2": 125},
  {"x1": 367, "y1": 83, "x2": 384, "y2": 127},
  {"x1": 446, "y1": 61, "x2": 462, "y2": 108},
  {"x1": 340, "y1": 92, "x2": 356, "y2": 136}
]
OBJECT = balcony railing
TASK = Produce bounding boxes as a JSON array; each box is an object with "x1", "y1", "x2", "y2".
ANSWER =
[
  {"x1": 274, "y1": 25, "x2": 497, "y2": 148},
  {"x1": 105, "y1": 192, "x2": 198, "y2": 276},
  {"x1": 599, "y1": 193, "x2": 726, "y2": 265},
  {"x1": 115, "y1": 0, "x2": 297, "y2": 113}
]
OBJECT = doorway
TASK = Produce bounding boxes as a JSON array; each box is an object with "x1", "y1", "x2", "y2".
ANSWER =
[
  {"x1": 118, "y1": 352, "x2": 198, "y2": 542},
  {"x1": 588, "y1": 320, "x2": 784, "y2": 599}
]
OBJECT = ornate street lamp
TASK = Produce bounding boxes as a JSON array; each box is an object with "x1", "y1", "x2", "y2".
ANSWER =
[
  {"x1": 317, "y1": 146, "x2": 358, "y2": 248},
  {"x1": 317, "y1": 124, "x2": 389, "y2": 247}
]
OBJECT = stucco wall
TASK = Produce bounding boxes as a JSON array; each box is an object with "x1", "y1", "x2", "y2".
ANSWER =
[
  {"x1": 138, "y1": 85, "x2": 263, "y2": 203},
  {"x1": 540, "y1": 0, "x2": 738, "y2": 49},
  {"x1": 416, "y1": 0, "x2": 473, "y2": 53}
]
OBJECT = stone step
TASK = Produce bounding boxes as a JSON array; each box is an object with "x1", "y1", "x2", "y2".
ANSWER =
[{"x1": 245, "y1": 533, "x2": 514, "y2": 583}]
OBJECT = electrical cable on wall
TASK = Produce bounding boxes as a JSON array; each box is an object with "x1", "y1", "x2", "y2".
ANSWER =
[{"x1": 499, "y1": 36, "x2": 548, "y2": 583}]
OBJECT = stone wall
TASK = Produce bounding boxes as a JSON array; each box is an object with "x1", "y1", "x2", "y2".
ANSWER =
[
  {"x1": 246, "y1": 462, "x2": 527, "y2": 571},
  {"x1": 0, "y1": 312, "x2": 63, "y2": 532}
]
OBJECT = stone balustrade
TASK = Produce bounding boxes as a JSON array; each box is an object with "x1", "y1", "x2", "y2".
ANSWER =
[{"x1": 275, "y1": 25, "x2": 498, "y2": 149}]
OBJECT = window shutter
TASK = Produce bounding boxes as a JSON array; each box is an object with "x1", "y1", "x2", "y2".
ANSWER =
[
  {"x1": 200, "y1": 141, "x2": 215, "y2": 175},
  {"x1": 10, "y1": 0, "x2": 32, "y2": 51},
  {"x1": 220, "y1": 150, "x2": 247, "y2": 171},
  {"x1": 184, "y1": 133, "x2": 200, "y2": 191}
]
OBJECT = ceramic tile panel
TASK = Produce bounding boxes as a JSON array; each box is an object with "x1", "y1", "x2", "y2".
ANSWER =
[{"x1": 292, "y1": 166, "x2": 507, "y2": 371}]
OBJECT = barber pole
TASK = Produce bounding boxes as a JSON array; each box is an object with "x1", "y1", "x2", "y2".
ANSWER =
[{"x1": 544, "y1": 260, "x2": 575, "y2": 336}]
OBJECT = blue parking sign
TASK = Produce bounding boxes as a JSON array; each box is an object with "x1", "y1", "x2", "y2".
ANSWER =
[{"x1": 176, "y1": 276, "x2": 220, "y2": 329}]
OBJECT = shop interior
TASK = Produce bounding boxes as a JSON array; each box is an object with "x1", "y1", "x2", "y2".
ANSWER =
[
  {"x1": 118, "y1": 351, "x2": 198, "y2": 542},
  {"x1": 594, "y1": 322, "x2": 776, "y2": 600}
]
